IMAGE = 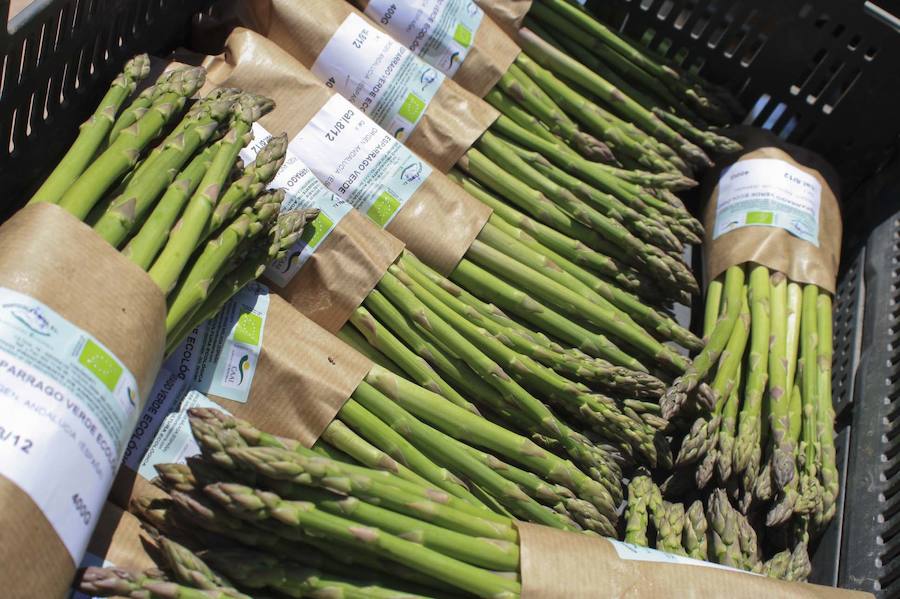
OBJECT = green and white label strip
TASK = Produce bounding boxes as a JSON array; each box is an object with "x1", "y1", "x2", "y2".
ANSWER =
[
  {"x1": 291, "y1": 94, "x2": 432, "y2": 227},
  {"x1": 123, "y1": 283, "x2": 269, "y2": 477},
  {"x1": 365, "y1": 0, "x2": 485, "y2": 77},
  {"x1": 0, "y1": 287, "x2": 139, "y2": 562},
  {"x1": 713, "y1": 158, "x2": 822, "y2": 247},
  {"x1": 312, "y1": 12, "x2": 445, "y2": 140},
  {"x1": 241, "y1": 122, "x2": 352, "y2": 287}
]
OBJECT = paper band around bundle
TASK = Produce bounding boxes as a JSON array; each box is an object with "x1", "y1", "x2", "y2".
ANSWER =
[
  {"x1": 232, "y1": 0, "x2": 500, "y2": 172},
  {"x1": 205, "y1": 28, "x2": 491, "y2": 276},
  {"x1": 516, "y1": 523, "x2": 871, "y2": 598},
  {"x1": 475, "y1": 0, "x2": 532, "y2": 35},
  {"x1": 702, "y1": 130, "x2": 842, "y2": 294},
  {"x1": 0, "y1": 203, "x2": 165, "y2": 598}
]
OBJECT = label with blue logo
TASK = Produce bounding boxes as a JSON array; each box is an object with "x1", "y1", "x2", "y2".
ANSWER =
[
  {"x1": 190, "y1": 281, "x2": 269, "y2": 404},
  {"x1": 312, "y1": 12, "x2": 446, "y2": 141},
  {"x1": 292, "y1": 94, "x2": 432, "y2": 228},
  {"x1": 713, "y1": 158, "x2": 822, "y2": 247},
  {"x1": 365, "y1": 0, "x2": 485, "y2": 77},
  {"x1": 0, "y1": 287, "x2": 138, "y2": 562}
]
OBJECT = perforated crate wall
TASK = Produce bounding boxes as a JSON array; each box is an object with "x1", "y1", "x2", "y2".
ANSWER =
[
  {"x1": 0, "y1": 0, "x2": 214, "y2": 215},
  {"x1": 591, "y1": 0, "x2": 900, "y2": 193}
]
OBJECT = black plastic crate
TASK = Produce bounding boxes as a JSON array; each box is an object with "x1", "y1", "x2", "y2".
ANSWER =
[
  {"x1": 0, "y1": 0, "x2": 214, "y2": 220},
  {"x1": 1, "y1": 0, "x2": 900, "y2": 595},
  {"x1": 587, "y1": 0, "x2": 900, "y2": 595}
]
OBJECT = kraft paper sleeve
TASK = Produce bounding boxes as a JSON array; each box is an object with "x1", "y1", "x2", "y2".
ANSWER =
[
  {"x1": 476, "y1": 0, "x2": 532, "y2": 35},
  {"x1": 203, "y1": 28, "x2": 491, "y2": 276},
  {"x1": 517, "y1": 523, "x2": 873, "y2": 599},
  {"x1": 0, "y1": 203, "x2": 166, "y2": 599},
  {"x1": 83, "y1": 503, "x2": 157, "y2": 573},
  {"x1": 701, "y1": 128, "x2": 842, "y2": 293},
  {"x1": 352, "y1": 0, "x2": 521, "y2": 97},
  {"x1": 211, "y1": 0, "x2": 498, "y2": 171},
  {"x1": 111, "y1": 295, "x2": 374, "y2": 510}
]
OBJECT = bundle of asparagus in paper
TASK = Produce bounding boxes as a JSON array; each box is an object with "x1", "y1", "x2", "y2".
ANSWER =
[
  {"x1": 28, "y1": 56, "x2": 316, "y2": 347},
  {"x1": 243, "y1": 0, "x2": 717, "y2": 309},
  {"x1": 105, "y1": 408, "x2": 527, "y2": 598}
]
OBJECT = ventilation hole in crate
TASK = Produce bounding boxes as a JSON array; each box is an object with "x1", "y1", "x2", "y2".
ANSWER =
[
  {"x1": 790, "y1": 48, "x2": 828, "y2": 96},
  {"x1": 848, "y1": 34, "x2": 863, "y2": 51},
  {"x1": 8, "y1": 108, "x2": 16, "y2": 154},
  {"x1": 656, "y1": 37, "x2": 673, "y2": 56},
  {"x1": 640, "y1": 0, "x2": 655, "y2": 11},
  {"x1": 822, "y1": 67, "x2": 862, "y2": 115},
  {"x1": 17, "y1": 36, "x2": 28, "y2": 85},
  {"x1": 36, "y1": 22, "x2": 46, "y2": 67},
  {"x1": 691, "y1": 12, "x2": 710, "y2": 39},
  {"x1": 25, "y1": 92, "x2": 36, "y2": 137},
  {"x1": 779, "y1": 115, "x2": 799, "y2": 139},
  {"x1": 722, "y1": 29, "x2": 749, "y2": 59},
  {"x1": 656, "y1": 0, "x2": 674, "y2": 20},
  {"x1": 740, "y1": 34, "x2": 766, "y2": 67},
  {"x1": 806, "y1": 60, "x2": 844, "y2": 105},
  {"x1": 761, "y1": 102, "x2": 787, "y2": 130},
  {"x1": 744, "y1": 93, "x2": 770, "y2": 125},
  {"x1": 815, "y1": 13, "x2": 831, "y2": 29},
  {"x1": 71, "y1": 0, "x2": 82, "y2": 29},
  {"x1": 706, "y1": 20, "x2": 729, "y2": 50},
  {"x1": 674, "y1": 5, "x2": 693, "y2": 30},
  {"x1": 798, "y1": 3, "x2": 813, "y2": 19},
  {"x1": 42, "y1": 77, "x2": 51, "y2": 119},
  {"x1": 832, "y1": 23, "x2": 846, "y2": 38},
  {"x1": 53, "y1": 6, "x2": 65, "y2": 51},
  {"x1": 865, "y1": 46, "x2": 880, "y2": 61},
  {"x1": 0, "y1": 53, "x2": 7, "y2": 100}
]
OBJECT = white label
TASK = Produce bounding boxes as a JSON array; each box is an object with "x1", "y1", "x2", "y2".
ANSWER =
[
  {"x1": 292, "y1": 94, "x2": 432, "y2": 228},
  {"x1": 365, "y1": 0, "x2": 484, "y2": 76},
  {"x1": 607, "y1": 539, "x2": 757, "y2": 575},
  {"x1": 0, "y1": 288, "x2": 139, "y2": 562},
  {"x1": 240, "y1": 123, "x2": 352, "y2": 287},
  {"x1": 135, "y1": 390, "x2": 226, "y2": 482},
  {"x1": 190, "y1": 281, "x2": 269, "y2": 403},
  {"x1": 713, "y1": 158, "x2": 822, "y2": 247},
  {"x1": 313, "y1": 13, "x2": 445, "y2": 140},
  {"x1": 122, "y1": 284, "x2": 269, "y2": 475}
]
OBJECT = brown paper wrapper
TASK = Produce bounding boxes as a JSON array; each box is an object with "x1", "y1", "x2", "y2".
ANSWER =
[
  {"x1": 111, "y1": 294, "x2": 373, "y2": 511},
  {"x1": 84, "y1": 502, "x2": 157, "y2": 572},
  {"x1": 212, "y1": 0, "x2": 498, "y2": 172},
  {"x1": 353, "y1": 0, "x2": 521, "y2": 97},
  {"x1": 475, "y1": 0, "x2": 532, "y2": 36},
  {"x1": 201, "y1": 27, "x2": 491, "y2": 275},
  {"x1": 517, "y1": 523, "x2": 872, "y2": 598},
  {"x1": 702, "y1": 128, "x2": 842, "y2": 293},
  {"x1": 0, "y1": 203, "x2": 166, "y2": 598}
]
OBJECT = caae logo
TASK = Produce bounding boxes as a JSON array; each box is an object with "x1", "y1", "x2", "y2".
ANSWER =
[{"x1": 3, "y1": 302, "x2": 53, "y2": 336}]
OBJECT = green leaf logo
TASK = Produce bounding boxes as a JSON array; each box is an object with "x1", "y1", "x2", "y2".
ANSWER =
[
  {"x1": 368, "y1": 192, "x2": 401, "y2": 227},
  {"x1": 79, "y1": 340, "x2": 123, "y2": 392},
  {"x1": 398, "y1": 93, "x2": 426, "y2": 123},
  {"x1": 746, "y1": 211, "x2": 774, "y2": 225},
  {"x1": 454, "y1": 23, "x2": 473, "y2": 47},
  {"x1": 234, "y1": 312, "x2": 263, "y2": 346}
]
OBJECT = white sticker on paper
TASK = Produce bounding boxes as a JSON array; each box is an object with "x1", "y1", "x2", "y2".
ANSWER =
[
  {"x1": 122, "y1": 283, "x2": 269, "y2": 476},
  {"x1": 713, "y1": 158, "x2": 822, "y2": 247},
  {"x1": 0, "y1": 287, "x2": 140, "y2": 562},
  {"x1": 312, "y1": 12, "x2": 445, "y2": 139},
  {"x1": 365, "y1": 0, "x2": 484, "y2": 77},
  {"x1": 240, "y1": 123, "x2": 352, "y2": 287},
  {"x1": 134, "y1": 390, "x2": 226, "y2": 482},
  {"x1": 607, "y1": 539, "x2": 757, "y2": 575},
  {"x1": 291, "y1": 94, "x2": 432, "y2": 228}
]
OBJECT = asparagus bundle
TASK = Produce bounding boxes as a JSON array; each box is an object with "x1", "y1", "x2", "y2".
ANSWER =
[
  {"x1": 622, "y1": 479, "x2": 812, "y2": 582},
  {"x1": 28, "y1": 58, "x2": 317, "y2": 347},
  {"x1": 638, "y1": 264, "x2": 836, "y2": 579},
  {"x1": 246, "y1": 0, "x2": 708, "y2": 310},
  {"x1": 112, "y1": 408, "x2": 527, "y2": 598}
]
